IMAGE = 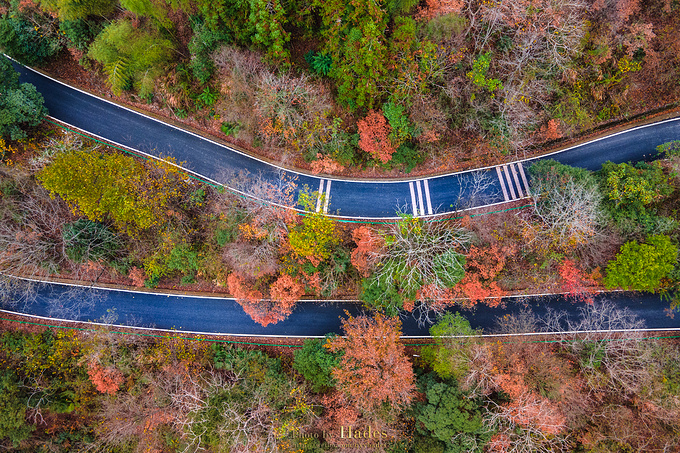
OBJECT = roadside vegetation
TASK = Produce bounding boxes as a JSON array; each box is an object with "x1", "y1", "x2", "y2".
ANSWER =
[
  {"x1": 1, "y1": 0, "x2": 680, "y2": 175},
  {"x1": 1, "y1": 303, "x2": 679, "y2": 452}
]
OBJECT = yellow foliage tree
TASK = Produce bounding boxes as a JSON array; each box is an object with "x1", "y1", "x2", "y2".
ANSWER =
[{"x1": 38, "y1": 148, "x2": 185, "y2": 232}]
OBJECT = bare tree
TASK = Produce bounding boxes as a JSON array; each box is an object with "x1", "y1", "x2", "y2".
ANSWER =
[
  {"x1": 363, "y1": 215, "x2": 473, "y2": 323},
  {"x1": 255, "y1": 71, "x2": 333, "y2": 152},
  {"x1": 28, "y1": 131, "x2": 88, "y2": 172},
  {"x1": 0, "y1": 175, "x2": 72, "y2": 308},
  {"x1": 167, "y1": 365, "x2": 306, "y2": 453},
  {"x1": 524, "y1": 167, "x2": 605, "y2": 252},
  {"x1": 544, "y1": 300, "x2": 655, "y2": 395},
  {"x1": 460, "y1": 342, "x2": 498, "y2": 398},
  {"x1": 477, "y1": 0, "x2": 586, "y2": 75},
  {"x1": 493, "y1": 306, "x2": 539, "y2": 335},
  {"x1": 466, "y1": 0, "x2": 587, "y2": 152},
  {"x1": 383, "y1": 217, "x2": 471, "y2": 292},
  {"x1": 219, "y1": 170, "x2": 297, "y2": 279},
  {"x1": 485, "y1": 396, "x2": 572, "y2": 453},
  {"x1": 43, "y1": 284, "x2": 109, "y2": 320}
]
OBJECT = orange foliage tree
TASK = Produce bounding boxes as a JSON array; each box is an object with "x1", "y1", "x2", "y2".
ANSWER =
[
  {"x1": 558, "y1": 258, "x2": 597, "y2": 304},
  {"x1": 349, "y1": 225, "x2": 383, "y2": 277},
  {"x1": 456, "y1": 244, "x2": 514, "y2": 307},
  {"x1": 357, "y1": 110, "x2": 396, "y2": 163},
  {"x1": 483, "y1": 344, "x2": 570, "y2": 451},
  {"x1": 416, "y1": 0, "x2": 465, "y2": 20},
  {"x1": 270, "y1": 273, "x2": 304, "y2": 306},
  {"x1": 310, "y1": 153, "x2": 345, "y2": 175},
  {"x1": 326, "y1": 313, "x2": 416, "y2": 415},
  {"x1": 87, "y1": 361, "x2": 124, "y2": 395},
  {"x1": 228, "y1": 273, "x2": 302, "y2": 327}
]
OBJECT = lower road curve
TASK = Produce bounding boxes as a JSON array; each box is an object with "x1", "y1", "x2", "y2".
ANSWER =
[{"x1": 4, "y1": 281, "x2": 679, "y2": 337}]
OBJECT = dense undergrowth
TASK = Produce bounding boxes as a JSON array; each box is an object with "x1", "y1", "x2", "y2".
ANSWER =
[
  {"x1": 2, "y1": 0, "x2": 680, "y2": 174},
  {"x1": 1, "y1": 305, "x2": 679, "y2": 452}
]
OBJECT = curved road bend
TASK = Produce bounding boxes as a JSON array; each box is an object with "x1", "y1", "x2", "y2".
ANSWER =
[
  {"x1": 15, "y1": 62, "x2": 680, "y2": 220},
  {"x1": 5, "y1": 283, "x2": 679, "y2": 336}
]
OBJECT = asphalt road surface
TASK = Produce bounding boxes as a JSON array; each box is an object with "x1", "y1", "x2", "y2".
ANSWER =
[
  {"x1": 5, "y1": 283, "x2": 678, "y2": 336},
  {"x1": 15, "y1": 61, "x2": 680, "y2": 219}
]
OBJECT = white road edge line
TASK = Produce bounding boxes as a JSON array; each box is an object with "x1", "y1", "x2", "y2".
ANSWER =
[
  {"x1": 44, "y1": 117, "x2": 312, "y2": 215},
  {"x1": 323, "y1": 180, "x2": 331, "y2": 214},
  {"x1": 496, "y1": 166, "x2": 510, "y2": 201},
  {"x1": 6, "y1": 271, "x2": 621, "y2": 300},
  {"x1": 46, "y1": 117, "x2": 523, "y2": 221},
  {"x1": 315, "y1": 179, "x2": 325, "y2": 212},
  {"x1": 423, "y1": 179, "x2": 433, "y2": 215},
  {"x1": 409, "y1": 182, "x2": 418, "y2": 216},
  {"x1": 1, "y1": 309, "x2": 675, "y2": 340},
  {"x1": 9, "y1": 274, "x2": 673, "y2": 338}
]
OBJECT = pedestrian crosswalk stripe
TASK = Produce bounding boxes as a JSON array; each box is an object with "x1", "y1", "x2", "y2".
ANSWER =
[
  {"x1": 416, "y1": 180, "x2": 425, "y2": 216},
  {"x1": 409, "y1": 181, "x2": 418, "y2": 216},
  {"x1": 315, "y1": 179, "x2": 325, "y2": 212},
  {"x1": 510, "y1": 164, "x2": 523, "y2": 198},
  {"x1": 496, "y1": 162, "x2": 532, "y2": 202},
  {"x1": 502, "y1": 165, "x2": 517, "y2": 199},
  {"x1": 315, "y1": 179, "x2": 331, "y2": 213},
  {"x1": 423, "y1": 179, "x2": 433, "y2": 215},
  {"x1": 517, "y1": 162, "x2": 530, "y2": 197},
  {"x1": 409, "y1": 179, "x2": 434, "y2": 216},
  {"x1": 323, "y1": 180, "x2": 331, "y2": 214},
  {"x1": 496, "y1": 166, "x2": 510, "y2": 202}
]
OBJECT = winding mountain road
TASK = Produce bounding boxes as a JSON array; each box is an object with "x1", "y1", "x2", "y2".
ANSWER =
[
  {"x1": 15, "y1": 62, "x2": 680, "y2": 219},
  {"x1": 6, "y1": 61, "x2": 680, "y2": 335}
]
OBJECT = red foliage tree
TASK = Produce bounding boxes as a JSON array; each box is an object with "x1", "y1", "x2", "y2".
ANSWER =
[
  {"x1": 270, "y1": 273, "x2": 304, "y2": 306},
  {"x1": 502, "y1": 392, "x2": 567, "y2": 436},
  {"x1": 88, "y1": 361, "x2": 124, "y2": 395},
  {"x1": 413, "y1": 284, "x2": 455, "y2": 314},
  {"x1": 128, "y1": 266, "x2": 146, "y2": 287},
  {"x1": 326, "y1": 314, "x2": 416, "y2": 414},
  {"x1": 558, "y1": 258, "x2": 597, "y2": 304},
  {"x1": 357, "y1": 110, "x2": 396, "y2": 163},
  {"x1": 228, "y1": 273, "x2": 263, "y2": 302},
  {"x1": 310, "y1": 153, "x2": 345, "y2": 175},
  {"x1": 350, "y1": 225, "x2": 383, "y2": 277},
  {"x1": 456, "y1": 244, "x2": 515, "y2": 307},
  {"x1": 490, "y1": 349, "x2": 568, "y2": 439},
  {"x1": 320, "y1": 391, "x2": 360, "y2": 427},
  {"x1": 228, "y1": 273, "x2": 301, "y2": 327}
]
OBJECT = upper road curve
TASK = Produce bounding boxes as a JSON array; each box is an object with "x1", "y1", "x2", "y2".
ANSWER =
[{"x1": 16, "y1": 62, "x2": 680, "y2": 220}]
